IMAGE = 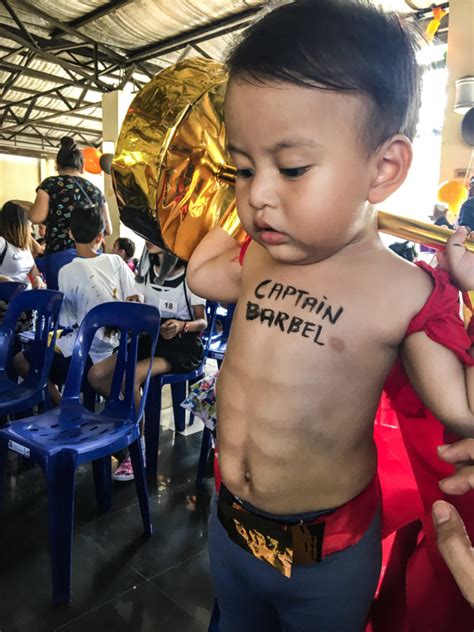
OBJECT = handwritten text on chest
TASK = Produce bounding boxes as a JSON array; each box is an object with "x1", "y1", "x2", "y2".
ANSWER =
[{"x1": 246, "y1": 279, "x2": 344, "y2": 346}]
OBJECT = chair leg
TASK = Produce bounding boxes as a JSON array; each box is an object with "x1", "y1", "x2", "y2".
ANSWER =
[
  {"x1": 208, "y1": 600, "x2": 220, "y2": 631},
  {"x1": 92, "y1": 457, "x2": 112, "y2": 512},
  {"x1": 171, "y1": 381, "x2": 187, "y2": 432},
  {"x1": 144, "y1": 376, "x2": 162, "y2": 479},
  {"x1": 0, "y1": 440, "x2": 8, "y2": 510},
  {"x1": 196, "y1": 427, "x2": 212, "y2": 488},
  {"x1": 46, "y1": 452, "x2": 77, "y2": 604},
  {"x1": 129, "y1": 438, "x2": 152, "y2": 536}
]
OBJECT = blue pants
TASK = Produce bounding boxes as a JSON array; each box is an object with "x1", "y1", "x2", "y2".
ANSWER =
[{"x1": 208, "y1": 495, "x2": 381, "y2": 632}]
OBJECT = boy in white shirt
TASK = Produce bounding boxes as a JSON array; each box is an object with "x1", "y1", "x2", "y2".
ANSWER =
[{"x1": 14, "y1": 205, "x2": 138, "y2": 405}]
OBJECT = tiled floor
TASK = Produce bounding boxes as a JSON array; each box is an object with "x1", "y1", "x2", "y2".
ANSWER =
[{"x1": 0, "y1": 387, "x2": 215, "y2": 632}]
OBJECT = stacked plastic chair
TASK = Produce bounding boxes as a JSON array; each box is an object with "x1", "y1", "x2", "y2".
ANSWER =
[
  {"x1": 0, "y1": 289, "x2": 63, "y2": 415},
  {"x1": 144, "y1": 301, "x2": 218, "y2": 479},
  {"x1": 0, "y1": 301, "x2": 160, "y2": 603}
]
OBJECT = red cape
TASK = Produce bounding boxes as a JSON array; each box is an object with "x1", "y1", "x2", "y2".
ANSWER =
[{"x1": 369, "y1": 262, "x2": 474, "y2": 631}]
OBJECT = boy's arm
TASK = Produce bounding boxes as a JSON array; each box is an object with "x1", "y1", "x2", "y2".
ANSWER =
[
  {"x1": 402, "y1": 226, "x2": 474, "y2": 437},
  {"x1": 186, "y1": 226, "x2": 243, "y2": 303},
  {"x1": 402, "y1": 333, "x2": 474, "y2": 437}
]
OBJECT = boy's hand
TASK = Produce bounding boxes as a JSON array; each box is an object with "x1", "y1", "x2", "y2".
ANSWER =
[
  {"x1": 126, "y1": 294, "x2": 142, "y2": 303},
  {"x1": 160, "y1": 319, "x2": 182, "y2": 339},
  {"x1": 437, "y1": 226, "x2": 474, "y2": 291}
]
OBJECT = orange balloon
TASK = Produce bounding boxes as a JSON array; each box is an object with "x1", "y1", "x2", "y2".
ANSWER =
[
  {"x1": 82, "y1": 146, "x2": 102, "y2": 174},
  {"x1": 438, "y1": 179, "x2": 468, "y2": 218}
]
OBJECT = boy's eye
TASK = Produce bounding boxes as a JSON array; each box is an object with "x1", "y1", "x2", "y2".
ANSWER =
[
  {"x1": 235, "y1": 168, "x2": 254, "y2": 180},
  {"x1": 280, "y1": 166, "x2": 310, "y2": 179}
]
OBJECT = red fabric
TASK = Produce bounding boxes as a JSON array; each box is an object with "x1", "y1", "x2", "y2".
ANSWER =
[
  {"x1": 238, "y1": 235, "x2": 252, "y2": 266},
  {"x1": 371, "y1": 262, "x2": 474, "y2": 631}
]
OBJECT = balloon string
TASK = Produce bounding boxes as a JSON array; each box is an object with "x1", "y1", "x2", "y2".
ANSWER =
[{"x1": 464, "y1": 148, "x2": 474, "y2": 187}]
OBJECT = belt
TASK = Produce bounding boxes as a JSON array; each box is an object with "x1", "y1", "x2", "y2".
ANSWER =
[{"x1": 217, "y1": 478, "x2": 379, "y2": 578}]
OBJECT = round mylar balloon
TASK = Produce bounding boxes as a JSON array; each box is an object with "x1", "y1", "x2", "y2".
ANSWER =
[{"x1": 83, "y1": 147, "x2": 102, "y2": 175}]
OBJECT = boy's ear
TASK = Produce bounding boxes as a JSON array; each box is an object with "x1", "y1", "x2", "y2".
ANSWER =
[
  {"x1": 367, "y1": 135, "x2": 412, "y2": 205},
  {"x1": 68, "y1": 229, "x2": 74, "y2": 241}
]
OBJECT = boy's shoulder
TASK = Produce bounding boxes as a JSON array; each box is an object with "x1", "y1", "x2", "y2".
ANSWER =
[{"x1": 378, "y1": 247, "x2": 436, "y2": 312}]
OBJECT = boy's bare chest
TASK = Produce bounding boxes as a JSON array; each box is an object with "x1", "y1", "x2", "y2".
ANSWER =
[{"x1": 236, "y1": 263, "x2": 406, "y2": 358}]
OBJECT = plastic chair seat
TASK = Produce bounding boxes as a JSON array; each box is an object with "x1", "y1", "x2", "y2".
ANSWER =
[
  {"x1": 0, "y1": 382, "x2": 42, "y2": 407},
  {"x1": 4, "y1": 406, "x2": 140, "y2": 460},
  {"x1": 0, "y1": 301, "x2": 160, "y2": 604},
  {"x1": 0, "y1": 289, "x2": 63, "y2": 416}
]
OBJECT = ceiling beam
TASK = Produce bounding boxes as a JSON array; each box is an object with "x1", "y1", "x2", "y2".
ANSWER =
[
  {"x1": 127, "y1": 6, "x2": 262, "y2": 64},
  {"x1": 1, "y1": 99, "x2": 102, "y2": 133},
  {"x1": 51, "y1": 0, "x2": 135, "y2": 36},
  {"x1": 0, "y1": 58, "x2": 96, "y2": 89},
  {"x1": 0, "y1": 97, "x2": 101, "y2": 122},
  {"x1": 0, "y1": 25, "x2": 112, "y2": 90},
  {"x1": 9, "y1": 0, "x2": 129, "y2": 65},
  {"x1": 1, "y1": 117, "x2": 101, "y2": 139}
]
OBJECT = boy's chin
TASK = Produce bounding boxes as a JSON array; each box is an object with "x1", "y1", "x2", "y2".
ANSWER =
[{"x1": 259, "y1": 241, "x2": 328, "y2": 266}]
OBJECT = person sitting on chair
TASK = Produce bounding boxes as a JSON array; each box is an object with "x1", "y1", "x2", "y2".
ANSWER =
[
  {"x1": 13, "y1": 205, "x2": 137, "y2": 406},
  {"x1": 88, "y1": 241, "x2": 207, "y2": 481}
]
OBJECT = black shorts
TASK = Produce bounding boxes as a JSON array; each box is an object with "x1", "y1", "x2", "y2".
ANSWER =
[
  {"x1": 23, "y1": 347, "x2": 93, "y2": 387},
  {"x1": 137, "y1": 331, "x2": 203, "y2": 373}
]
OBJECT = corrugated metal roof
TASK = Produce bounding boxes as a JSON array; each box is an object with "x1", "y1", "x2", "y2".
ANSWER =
[{"x1": 0, "y1": 0, "x2": 448, "y2": 158}]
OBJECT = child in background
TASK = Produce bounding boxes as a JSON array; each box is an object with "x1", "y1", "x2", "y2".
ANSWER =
[
  {"x1": 14, "y1": 205, "x2": 138, "y2": 405},
  {"x1": 112, "y1": 237, "x2": 137, "y2": 272},
  {"x1": 0, "y1": 201, "x2": 45, "y2": 289},
  {"x1": 89, "y1": 241, "x2": 207, "y2": 481},
  {"x1": 186, "y1": 1, "x2": 474, "y2": 630}
]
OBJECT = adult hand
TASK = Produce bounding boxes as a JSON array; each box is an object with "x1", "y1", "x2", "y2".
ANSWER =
[
  {"x1": 160, "y1": 319, "x2": 182, "y2": 339},
  {"x1": 432, "y1": 500, "x2": 474, "y2": 607},
  {"x1": 32, "y1": 275, "x2": 46, "y2": 289},
  {"x1": 432, "y1": 439, "x2": 474, "y2": 608},
  {"x1": 437, "y1": 226, "x2": 474, "y2": 291},
  {"x1": 437, "y1": 440, "x2": 474, "y2": 495}
]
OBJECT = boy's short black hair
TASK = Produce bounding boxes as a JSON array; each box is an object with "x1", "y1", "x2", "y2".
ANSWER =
[
  {"x1": 114, "y1": 237, "x2": 135, "y2": 260},
  {"x1": 227, "y1": 0, "x2": 422, "y2": 151},
  {"x1": 69, "y1": 206, "x2": 105, "y2": 244}
]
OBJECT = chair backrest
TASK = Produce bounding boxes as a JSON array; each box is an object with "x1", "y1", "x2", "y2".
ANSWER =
[
  {"x1": 62, "y1": 302, "x2": 160, "y2": 423},
  {"x1": 0, "y1": 282, "x2": 27, "y2": 303},
  {"x1": 0, "y1": 289, "x2": 63, "y2": 388}
]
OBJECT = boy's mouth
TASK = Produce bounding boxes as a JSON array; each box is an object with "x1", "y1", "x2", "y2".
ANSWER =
[{"x1": 254, "y1": 220, "x2": 287, "y2": 245}]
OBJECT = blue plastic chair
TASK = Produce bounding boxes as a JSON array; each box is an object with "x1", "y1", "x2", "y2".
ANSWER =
[
  {"x1": 144, "y1": 302, "x2": 218, "y2": 479},
  {"x1": 208, "y1": 303, "x2": 235, "y2": 366},
  {"x1": 0, "y1": 281, "x2": 27, "y2": 303},
  {"x1": 0, "y1": 301, "x2": 160, "y2": 604},
  {"x1": 0, "y1": 289, "x2": 63, "y2": 414}
]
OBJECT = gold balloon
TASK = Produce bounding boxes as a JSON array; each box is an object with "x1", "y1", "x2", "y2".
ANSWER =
[
  {"x1": 112, "y1": 57, "x2": 243, "y2": 259},
  {"x1": 112, "y1": 58, "x2": 474, "y2": 259}
]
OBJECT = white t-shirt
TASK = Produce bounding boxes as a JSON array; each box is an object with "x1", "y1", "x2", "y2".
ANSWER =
[
  {"x1": 57, "y1": 254, "x2": 138, "y2": 363},
  {"x1": 0, "y1": 237, "x2": 34, "y2": 287},
  {"x1": 139, "y1": 263, "x2": 205, "y2": 319}
]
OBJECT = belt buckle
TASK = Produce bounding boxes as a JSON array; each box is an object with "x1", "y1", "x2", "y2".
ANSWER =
[{"x1": 292, "y1": 521, "x2": 325, "y2": 565}]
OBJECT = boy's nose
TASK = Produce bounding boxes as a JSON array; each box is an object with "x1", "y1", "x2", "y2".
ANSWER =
[{"x1": 248, "y1": 173, "x2": 278, "y2": 210}]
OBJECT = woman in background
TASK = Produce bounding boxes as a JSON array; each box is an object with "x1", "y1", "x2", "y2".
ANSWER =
[
  {"x1": 21, "y1": 136, "x2": 112, "y2": 289},
  {"x1": 0, "y1": 201, "x2": 45, "y2": 289}
]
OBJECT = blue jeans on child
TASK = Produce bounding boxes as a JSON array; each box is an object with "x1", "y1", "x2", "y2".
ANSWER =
[{"x1": 208, "y1": 493, "x2": 381, "y2": 632}]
